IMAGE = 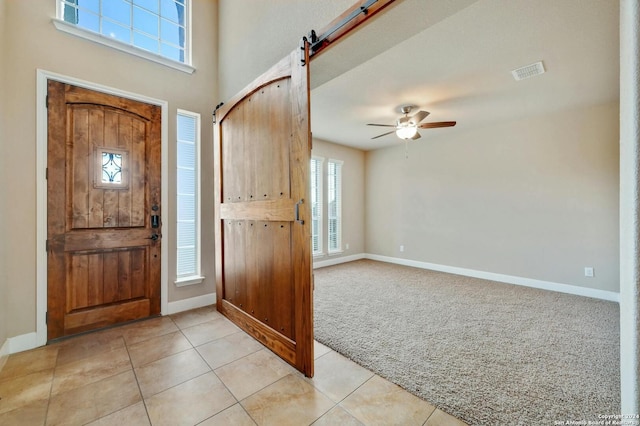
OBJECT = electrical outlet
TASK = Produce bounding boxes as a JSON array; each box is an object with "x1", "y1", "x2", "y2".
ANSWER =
[
  {"x1": 400, "y1": 245, "x2": 404, "y2": 252},
  {"x1": 584, "y1": 267, "x2": 594, "y2": 277},
  {"x1": 345, "y1": 243, "x2": 349, "y2": 250}
]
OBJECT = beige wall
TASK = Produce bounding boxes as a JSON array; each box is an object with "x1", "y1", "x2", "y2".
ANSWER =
[
  {"x1": 2, "y1": 0, "x2": 217, "y2": 339},
  {"x1": 0, "y1": 0, "x2": 7, "y2": 350},
  {"x1": 1, "y1": 0, "x2": 621, "y2": 346},
  {"x1": 219, "y1": 0, "x2": 621, "y2": 294},
  {"x1": 366, "y1": 101, "x2": 620, "y2": 292},
  {"x1": 218, "y1": 0, "x2": 353, "y2": 100},
  {"x1": 311, "y1": 139, "x2": 366, "y2": 261}
]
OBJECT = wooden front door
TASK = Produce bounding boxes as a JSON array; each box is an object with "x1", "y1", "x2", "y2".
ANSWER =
[
  {"x1": 214, "y1": 45, "x2": 314, "y2": 376},
  {"x1": 47, "y1": 81, "x2": 162, "y2": 341}
]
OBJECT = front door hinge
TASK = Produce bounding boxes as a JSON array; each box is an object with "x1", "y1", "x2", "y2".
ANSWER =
[
  {"x1": 45, "y1": 167, "x2": 48, "y2": 180},
  {"x1": 46, "y1": 95, "x2": 49, "y2": 109},
  {"x1": 45, "y1": 240, "x2": 49, "y2": 252},
  {"x1": 45, "y1": 311, "x2": 48, "y2": 324}
]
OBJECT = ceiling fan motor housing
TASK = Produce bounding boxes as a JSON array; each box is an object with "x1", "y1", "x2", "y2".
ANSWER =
[{"x1": 398, "y1": 104, "x2": 416, "y2": 115}]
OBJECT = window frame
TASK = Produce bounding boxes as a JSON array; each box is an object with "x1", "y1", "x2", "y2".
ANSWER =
[
  {"x1": 175, "y1": 109, "x2": 203, "y2": 286},
  {"x1": 53, "y1": 0, "x2": 195, "y2": 74}
]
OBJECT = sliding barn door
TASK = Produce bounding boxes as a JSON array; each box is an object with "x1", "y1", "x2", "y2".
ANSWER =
[{"x1": 214, "y1": 44, "x2": 314, "y2": 376}]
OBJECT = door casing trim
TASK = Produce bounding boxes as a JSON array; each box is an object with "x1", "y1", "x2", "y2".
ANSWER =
[{"x1": 36, "y1": 69, "x2": 169, "y2": 346}]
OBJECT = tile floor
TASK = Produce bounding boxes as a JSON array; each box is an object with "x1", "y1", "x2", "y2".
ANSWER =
[{"x1": 0, "y1": 306, "x2": 468, "y2": 426}]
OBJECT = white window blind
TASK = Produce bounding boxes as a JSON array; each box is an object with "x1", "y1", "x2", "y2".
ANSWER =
[
  {"x1": 327, "y1": 160, "x2": 342, "y2": 253},
  {"x1": 57, "y1": 0, "x2": 191, "y2": 65},
  {"x1": 176, "y1": 110, "x2": 201, "y2": 282},
  {"x1": 310, "y1": 157, "x2": 324, "y2": 256}
]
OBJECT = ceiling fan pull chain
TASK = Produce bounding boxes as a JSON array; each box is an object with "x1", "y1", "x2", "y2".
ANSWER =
[{"x1": 405, "y1": 140, "x2": 408, "y2": 159}]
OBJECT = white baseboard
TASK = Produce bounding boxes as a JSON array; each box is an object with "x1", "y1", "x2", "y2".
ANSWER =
[
  {"x1": 365, "y1": 254, "x2": 620, "y2": 303},
  {"x1": 6, "y1": 332, "x2": 39, "y2": 355},
  {"x1": 313, "y1": 253, "x2": 366, "y2": 269},
  {"x1": 166, "y1": 293, "x2": 216, "y2": 315}
]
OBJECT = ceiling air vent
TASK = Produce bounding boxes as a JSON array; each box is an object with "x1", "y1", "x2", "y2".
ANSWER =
[{"x1": 511, "y1": 61, "x2": 545, "y2": 81}]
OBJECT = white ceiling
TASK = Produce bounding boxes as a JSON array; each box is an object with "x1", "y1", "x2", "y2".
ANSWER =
[{"x1": 310, "y1": 0, "x2": 620, "y2": 151}]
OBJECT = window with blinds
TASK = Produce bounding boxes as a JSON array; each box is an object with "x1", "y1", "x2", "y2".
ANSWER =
[
  {"x1": 310, "y1": 157, "x2": 324, "y2": 256},
  {"x1": 176, "y1": 110, "x2": 202, "y2": 284},
  {"x1": 327, "y1": 160, "x2": 343, "y2": 253}
]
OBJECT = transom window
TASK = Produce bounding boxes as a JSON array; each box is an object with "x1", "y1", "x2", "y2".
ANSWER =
[{"x1": 58, "y1": 0, "x2": 190, "y2": 64}]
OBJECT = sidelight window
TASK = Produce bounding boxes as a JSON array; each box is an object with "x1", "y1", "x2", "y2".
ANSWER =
[{"x1": 176, "y1": 110, "x2": 202, "y2": 285}]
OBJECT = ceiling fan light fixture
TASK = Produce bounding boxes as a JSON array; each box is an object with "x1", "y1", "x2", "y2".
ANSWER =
[
  {"x1": 367, "y1": 106, "x2": 455, "y2": 140},
  {"x1": 396, "y1": 125, "x2": 418, "y2": 140}
]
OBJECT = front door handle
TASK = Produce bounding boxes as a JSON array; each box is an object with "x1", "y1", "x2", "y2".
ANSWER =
[{"x1": 147, "y1": 233, "x2": 160, "y2": 241}]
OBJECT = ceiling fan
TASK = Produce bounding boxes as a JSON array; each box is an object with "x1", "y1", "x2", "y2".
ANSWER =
[{"x1": 367, "y1": 105, "x2": 456, "y2": 140}]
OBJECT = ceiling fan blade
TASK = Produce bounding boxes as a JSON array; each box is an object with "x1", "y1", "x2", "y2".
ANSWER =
[
  {"x1": 411, "y1": 132, "x2": 421, "y2": 140},
  {"x1": 371, "y1": 130, "x2": 396, "y2": 139},
  {"x1": 409, "y1": 110, "x2": 430, "y2": 125},
  {"x1": 418, "y1": 121, "x2": 457, "y2": 129},
  {"x1": 367, "y1": 123, "x2": 396, "y2": 127}
]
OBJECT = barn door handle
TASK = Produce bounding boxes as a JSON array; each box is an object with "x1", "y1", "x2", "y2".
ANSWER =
[
  {"x1": 147, "y1": 233, "x2": 160, "y2": 241},
  {"x1": 295, "y1": 199, "x2": 304, "y2": 225}
]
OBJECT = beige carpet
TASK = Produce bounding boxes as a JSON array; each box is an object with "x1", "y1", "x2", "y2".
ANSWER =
[{"x1": 313, "y1": 259, "x2": 620, "y2": 425}]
